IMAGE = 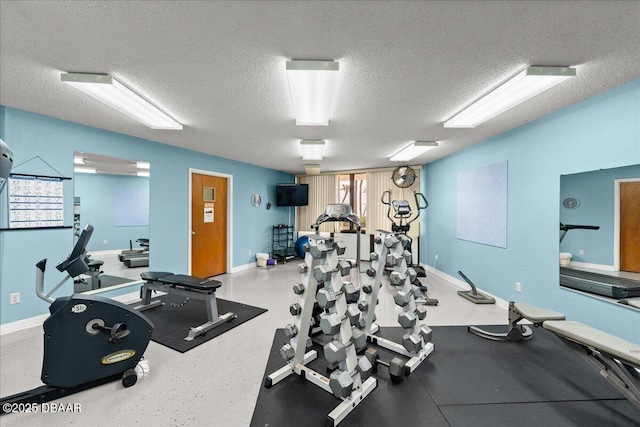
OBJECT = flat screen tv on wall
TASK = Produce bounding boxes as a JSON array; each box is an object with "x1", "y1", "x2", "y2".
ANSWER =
[{"x1": 276, "y1": 184, "x2": 309, "y2": 207}]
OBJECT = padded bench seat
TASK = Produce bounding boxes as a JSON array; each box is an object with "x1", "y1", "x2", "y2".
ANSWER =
[
  {"x1": 543, "y1": 320, "x2": 640, "y2": 366},
  {"x1": 513, "y1": 302, "x2": 566, "y2": 323},
  {"x1": 141, "y1": 272, "x2": 221, "y2": 292}
]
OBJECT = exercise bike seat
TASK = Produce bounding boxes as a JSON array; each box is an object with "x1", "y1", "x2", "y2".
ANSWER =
[{"x1": 158, "y1": 274, "x2": 222, "y2": 292}]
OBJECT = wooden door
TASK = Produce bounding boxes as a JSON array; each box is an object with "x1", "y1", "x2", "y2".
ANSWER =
[
  {"x1": 620, "y1": 181, "x2": 640, "y2": 273},
  {"x1": 191, "y1": 173, "x2": 227, "y2": 278}
]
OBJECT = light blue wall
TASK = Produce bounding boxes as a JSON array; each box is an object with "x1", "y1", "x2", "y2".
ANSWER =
[
  {"x1": 75, "y1": 173, "x2": 150, "y2": 252},
  {"x1": 421, "y1": 79, "x2": 640, "y2": 342},
  {"x1": 560, "y1": 164, "x2": 640, "y2": 264},
  {"x1": 0, "y1": 106, "x2": 293, "y2": 324}
]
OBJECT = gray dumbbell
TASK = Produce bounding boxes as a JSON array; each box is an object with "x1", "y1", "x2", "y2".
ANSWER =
[
  {"x1": 361, "y1": 283, "x2": 373, "y2": 293},
  {"x1": 407, "y1": 267, "x2": 417, "y2": 283},
  {"x1": 398, "y1": 234, "x2": 411, "y2": 248},
  {"x1": 314, "y1": 261, "x2": 353, "y2": 283},
  {"x1": 297, "y1": 263, "x2": 308, "y2": 275},
  {"x1": 420, "y1": 324, "x2": 432, "y2": 343},
  {"x1": 364, "y1": 348, "x2": 406, "y2": 383},
  {"x1": 323, "y1": 328, "x2": 366, "y2": 364},
  {"x1": 374, "y1": 236, "x2": 382, "y2": 245},
  {"x1": 289, "y1": 303, "x2": 302, "y2": 316},
  {"x1": 415, "y1": 304, "x2": 427, "y2": 320},
  {"x1": 317, "y1": 282, "x2": 360, "y2": 308},
  {"x1": 386, "y1": 253, "x2": 402, "y2": 267},
  {"x1": 319, "y1": 307, "x2": 362, "y2": 335},
  {"x1": 402, "y1": 333, "x2": 423, "y2": 354},
  {"x1": 393, "y1": 290, "x2": 412, "y2": 307},
  {"x1": 292, "y1": 283, "x2": 305, "y2": 295},
  {"x1": 384, "y1": 235, "x2": 399, "y2": 248},
  {"x1": 369, "y1": 252, "x2": 379, "y2": 261},
  {"x1": 390, "y1": 271, "x2": 407, "y2": 286},
  {"x1": 402, "y1": 250, "x2": 412, "y2": 265},
  {"x1": 284, "y1": 323, "x2": 298, "y2": 338},
  {"x1": 280, "y1": 343, "x2": 295, "y2": 361},
  {"x1": 329, "y1": 370, "x2": 353, "y2": 399},
  {"x1": 366, "y1": 268, "x2": 377, "y2": 278},
  {"x1": 333, "y1": 240, "x2": 346, "y2": 255},
  {"x1": 357, "y1": 354, "x2": 373, "y2": 381},
  {"x1": 398, "y1": 311, "x2": 417, "y2": 329},
  {"x1": 308, "y1": 242, "x2": 332, "y2": 259}
]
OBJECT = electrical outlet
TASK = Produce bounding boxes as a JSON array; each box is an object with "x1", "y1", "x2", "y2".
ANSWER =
[
  {"x1": 579, "y1": 249, "x2": 584, "y2": 255},
  {"x1": 248, "y1": 249, "x2": 252, "y2": 256},
  {"x1": 515, "y1": 282, "x2": 522, "y2": 293},
  {"x1": 10, "y1": 292, "x2": 20, "y2": 304},
  {"x1": 103, "y1": 240, "x2": 108, "y2": 245}
]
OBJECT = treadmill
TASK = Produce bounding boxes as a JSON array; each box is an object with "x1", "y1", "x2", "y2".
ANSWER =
[{"x1": 559, "y1": 223, "x2": 640, "y2": 298}]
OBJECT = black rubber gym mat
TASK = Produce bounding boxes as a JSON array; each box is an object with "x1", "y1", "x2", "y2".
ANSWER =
[
  {"x1": 251, "y1": 329, "x2": 448, "y2": 427},
  {"x1": 138, "y1": 294, "x2": 267, "y2": 353},
  {"x1": 412, "y1": 325, "x2": 625, "y2": 405},
  {"x1": 252, "y1": 326, "x2": 637, "y2": 427}
]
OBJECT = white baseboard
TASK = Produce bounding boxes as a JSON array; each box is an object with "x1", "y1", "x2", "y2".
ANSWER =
[
  {"x1": 0, "y1": 313, "x2": 49, "y2": 336},
  {"x1": 421, "y1": 263, "x2": 509, "y2": 309},
  {"x1": 230, "y1": 262, "x2": 257, "y2": 273},
  {"x1": 0, "y1": 290, "x2": 143, "y2": 336},
  {"x1": 567, "y1": 261, "x2": 615, "y2": 271}
]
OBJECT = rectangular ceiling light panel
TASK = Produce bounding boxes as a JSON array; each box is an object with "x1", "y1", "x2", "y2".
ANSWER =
[
  {"x1": 286, "y1": 60, "x2": 339, "y2": 126},
  {"x1": 444, "y1": 66, "x2": 576, "y2": 128},
  {"x1": 390, "y1": 141, "x2": 438, "y2": 162},
  {"x1": 61, "y1": 73, "x2": 183, "y2": 130},
  {"x1": 300, "y1": 139, "x2": 326, "y2": 161}
]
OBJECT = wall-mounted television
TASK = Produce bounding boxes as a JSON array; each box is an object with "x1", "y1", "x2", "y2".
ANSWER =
[{"x1": 276, "y1": 183, "x2": 309, "y2": 207}]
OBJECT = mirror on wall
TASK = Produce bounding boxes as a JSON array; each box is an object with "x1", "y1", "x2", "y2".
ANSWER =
[
  {"x1": 73, "y1": 151, "x2": 150, "y2": 294},
  {"x1": 559, "y1": 163, "x2": 640, "y2": 309}
]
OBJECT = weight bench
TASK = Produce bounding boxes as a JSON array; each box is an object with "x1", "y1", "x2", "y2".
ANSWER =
[
  {"x1": 135, "y1": 272, "x2": 236, "y2": 341},
  {"x1": 544, "y1": 320, "x2": 640, "y2": 410},
  {"x1": 468, "y1": 301, "x2": 565, "y2": 341},
  {"x1": 470, "y1": 301, "x2": 640, "y2": 410}
]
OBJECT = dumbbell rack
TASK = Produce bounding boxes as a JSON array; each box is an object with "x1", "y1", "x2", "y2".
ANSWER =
[
  {"x1": 359, "y1": 230, "x2": 434, "y2": 374},
  {"x1": 264, "y1": 234, "x2": 377, "y2": 427}
]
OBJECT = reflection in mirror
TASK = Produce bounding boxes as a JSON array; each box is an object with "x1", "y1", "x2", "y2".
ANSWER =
[
  {"x1": 559, "y1": 164, "x2": 640, "y2": 309},
  {"x1": 73, "y1": 151, "x2": 150, "y2": 294}
]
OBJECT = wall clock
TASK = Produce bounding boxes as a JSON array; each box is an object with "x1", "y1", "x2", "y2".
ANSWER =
[
  {"x1": 562, "y1": 197, "x2": 580, "y2": 209},
  {"x1": 251, "y1": 193, "x2": 262, "y2": 207}
]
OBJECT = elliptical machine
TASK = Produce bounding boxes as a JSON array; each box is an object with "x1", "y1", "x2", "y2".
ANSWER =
[
  {"x1": 1, "y1": 224, "x2": 153, "y2": 415},
  {"x1": 381, "y1": 189, "x2": 438, "y2": 306}
]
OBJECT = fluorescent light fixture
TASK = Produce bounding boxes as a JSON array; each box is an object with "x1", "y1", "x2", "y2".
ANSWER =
[
  {"x1": 286, "y1": 60, "x2": 339, "y2": 126},
  {"x1": 304, "y1": 164, "x2": 321, "y2": 175},
  {"x1": 444, "y1": 66, "x2": 576, "y2": 128},
  {"x1": 74, "y1": 157, "x2": 85, "y2": 164},
  {"x1": 61, "y1": 73, "x2": 183, "y2": 130},
  {"x1": 390, "y1": 141, "x2": 438, "y2": 162},
  {"x1": 300, "y1": 139, "x2": 326, "y2": 161},
  {"x1": 74, "y1": 167, "x2": 96, "y2": 174},
  {"x1": 137, "y1": 161, "x2": 150, "y2": 169},
  {"x1": 137, "y1": 171, "x2": 150, "y2": 177}
]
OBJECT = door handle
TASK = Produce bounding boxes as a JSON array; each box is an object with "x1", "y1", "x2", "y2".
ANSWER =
[{"x1": 192, "y1": 231, "x2": 196, "y2": 235}]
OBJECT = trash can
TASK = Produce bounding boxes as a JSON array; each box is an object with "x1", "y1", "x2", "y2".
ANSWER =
[
  {"x1": 559, "y1": 252, "x2": 572, "y2": 266},
  {"x1": 256, "y1": 253, "x2": 269, "y2": 267}
]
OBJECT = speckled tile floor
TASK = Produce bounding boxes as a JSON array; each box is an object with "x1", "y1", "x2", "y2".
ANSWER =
[{"x1": 0, "y1": 262, "x2": 507, "y2": 427}]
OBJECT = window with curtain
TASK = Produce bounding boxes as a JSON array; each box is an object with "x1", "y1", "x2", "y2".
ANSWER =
[
  {"x1": 338, "y1": 173, "x2": 367, "y2": 231},
  {"x1": 295, "y1": 174, "x2": 337, "y2": 232}
]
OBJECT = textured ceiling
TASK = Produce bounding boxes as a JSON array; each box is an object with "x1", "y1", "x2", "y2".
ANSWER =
[{"x1": 1, "y1": 1, "x2": 639, "y2": 174}]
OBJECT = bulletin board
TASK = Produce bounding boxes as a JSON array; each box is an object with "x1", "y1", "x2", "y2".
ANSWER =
[{"x1": 7, "y1": 174, "x2": 64, "y2": 229}]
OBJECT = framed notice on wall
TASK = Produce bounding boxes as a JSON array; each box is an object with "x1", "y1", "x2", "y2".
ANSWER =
[{"x1": 8, "y1": 174, "x2": 64, "y2": 229}]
